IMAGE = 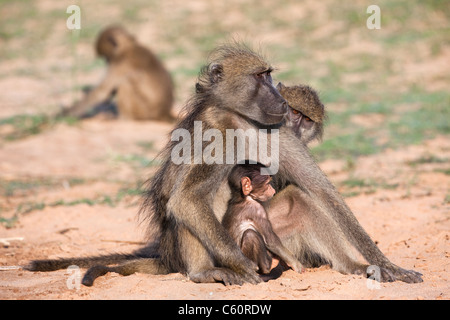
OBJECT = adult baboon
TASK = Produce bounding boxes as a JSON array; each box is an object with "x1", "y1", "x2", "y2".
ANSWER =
[
  {"x1": 29, "y1": 43, "x2": 422, "y2": 285},
  {"x1": 61, "y1": 25, "x2": 175, "y2": 122}
]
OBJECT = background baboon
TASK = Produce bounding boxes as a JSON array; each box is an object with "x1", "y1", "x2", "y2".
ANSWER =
[
  {"x1": 61, "y1": 25, "x2": 175, "y2": 122},
  {"x1": 29, "y1": 43, "x2": 422, "y2": 285},
  {"x1": 277, "y1": 82, "x2": 326, "y2": 144},
  {"x1": 222, "y1": 163, "x2": 302, "y2": 275}
]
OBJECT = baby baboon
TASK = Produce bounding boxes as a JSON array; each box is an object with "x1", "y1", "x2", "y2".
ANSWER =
[
  {"x1": 277, "y1": 82, "x2": 326, "y2": 145},
  {"x1": 222, "y1": 163, "x2": 302, "y2": 275},
  {"x1": 61, "y1": 25, "x2": 175, "y2": 122}
]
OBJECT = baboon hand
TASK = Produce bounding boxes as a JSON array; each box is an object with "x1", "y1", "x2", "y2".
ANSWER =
[{"x1": 233, "y1": 259, "x2": 262, "y2": 285}]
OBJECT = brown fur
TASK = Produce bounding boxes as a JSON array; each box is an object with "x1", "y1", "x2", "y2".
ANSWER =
[{"x1": 222, "y1": 164, "x2": 302, "y2": 275}]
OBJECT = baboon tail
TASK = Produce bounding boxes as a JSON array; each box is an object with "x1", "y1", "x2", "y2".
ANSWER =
[
  {"x1": 82, "y1": 258, "x2": 169, "y2": 286},
  {"x1": 25, "y1": 253, "x2": 140, "y2": 272}
]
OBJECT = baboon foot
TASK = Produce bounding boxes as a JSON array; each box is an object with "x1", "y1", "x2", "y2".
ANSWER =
[
  {"x1": 385, "y1": 266, "x2": 423, "y2": 283},
  {"x1": 366, "y1": 264, "x2": 423, "y2": 283},
  {"x1": 189, "y1": 267, "x2": 261, "y2": 286}
]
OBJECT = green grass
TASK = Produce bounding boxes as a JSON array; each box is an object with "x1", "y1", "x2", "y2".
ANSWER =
[
  {"x1": 313, "y1": 130, "x2": 380, "y2": 160},
  {"x1": 407, "y1": 155, "x2": 449, "y2": 167},
  {"x1": 0, "y1": 183, "x2": 144, "y2": 228},
  {"x1": 434, "y1": 168, "x2": 450, "y2": 176},
  {"x1": 111, "y1": 153, "x2": 160, "y2": 169},
  {"x1": 312, "y1": 87, "x2": 449, "y2": 161},
  {"x1": 338, "y1": 177, "x2": 399, "y2": 198},
  {"x1": 0, "y1": 114, "x2": 79, "y2": 141},
  {"x1": 0, "y1": 177, "x2": 86, "y2": 197},
  {"x1": 445, "y1": 194, "x2": 450, "y2": 204}
]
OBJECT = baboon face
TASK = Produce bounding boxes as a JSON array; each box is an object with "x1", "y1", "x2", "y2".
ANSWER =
[
  {"x1": 248, "y1": 177, "x2": 275, "y2": 202},
  {"x1": 203, "y1": 45, "x2": 288, "y2": 125},
  {"x1": 95, "y1": 26, "x2": 135, "y2": 61},
  {"x1": 231, "y1": 164, "x2": 276, "y2": 202},
  {"x1": 286, "y1": 105, "x2": 316, "y2": 142}
]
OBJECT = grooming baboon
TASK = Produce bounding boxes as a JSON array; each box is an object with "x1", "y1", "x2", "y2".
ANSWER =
[
  {"x1": 61, "y1": 25, "x2": 175, "y2": 122},
  {"x1": 277, "y1": 82, "x2": 326, "y2": 144},
  {"x1": 222, "y1": 163, "x2": 302, "y2": 275},
  {"x1": 29, "y1": 43, "x2": 422, "y2": 285}
]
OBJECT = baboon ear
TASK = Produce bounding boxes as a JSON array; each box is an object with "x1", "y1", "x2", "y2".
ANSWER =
[
  {"x1": 209, "y1": 63, "x2": 223, "y2": 84},
  {"x1": 276, "y1": 82, "x2": 285, "y2": 91},
  {"x1": 241, "y1": 177, "x2": 253, "y2": 196}
]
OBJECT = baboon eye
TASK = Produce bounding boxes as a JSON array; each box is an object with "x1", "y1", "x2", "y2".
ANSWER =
[
  {"x1": 290, "y1": 107, "x2": 299, "y2": 115},
  {"x1": 256, "y1": 72, "x2": 265, "y2": 79},
  {"x1": 304, "y1": 116, "x2": 312, "y2": 122},
  {"x1": 255, "y1": 70, "x2": 272, "y2": 81}
]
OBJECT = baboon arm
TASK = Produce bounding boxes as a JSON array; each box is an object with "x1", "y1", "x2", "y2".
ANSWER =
[
  {"x1": 169, "y1": 190, "x2": 248, "y2": 266},
  {"x1": 167, "y1": 165, "x2": 259, "y2": 279},
  {"x1": 65, "y1": 69, "x2": 119, "y2": 117}
]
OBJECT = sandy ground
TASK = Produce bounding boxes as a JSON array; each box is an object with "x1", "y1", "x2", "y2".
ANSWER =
[{"x1": 0, "y1": 119, "x2": 448, "y2": 300}]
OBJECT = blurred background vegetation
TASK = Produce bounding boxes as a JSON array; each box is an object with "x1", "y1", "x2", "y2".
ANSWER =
[
  {"x1": 0, "y1": 0, "x2": 448, "y2": 160},
  {"x1": 0, "y1": 0, "x2": 449, "y2": 224}
]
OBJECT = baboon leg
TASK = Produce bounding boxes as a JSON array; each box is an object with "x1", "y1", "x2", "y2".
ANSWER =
[
  {"x1": 82, "y1": 258, "x2": 168, "y2": 287},
  {"x1": 240, "y1": 229, "x2": 272, "y2": 275},
  {"x1": 80, "y1": 100, "x2": 118, "y2": 119},
  {"x1": 178, "y1": 227, "x2": 259, "y2": 286},
  {"x1": 277, "y1": 127, "x2": 422, "y2": 283},
  {"x1": 282, "y1": 233, "x2": 369, "y2": 277},
  {"x1": 64, "y1": 70, "x2": 118, "y2": 118},
  {"x1": 269, "y1": 186, "x2": 370, "y2": 277}
]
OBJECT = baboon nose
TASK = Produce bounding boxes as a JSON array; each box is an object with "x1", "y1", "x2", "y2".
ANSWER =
[{"x1": 281, "y1": 101, "x2": 288, "y2": 114}]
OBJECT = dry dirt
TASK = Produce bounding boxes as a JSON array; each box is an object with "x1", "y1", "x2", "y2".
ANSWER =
[{"x1": 0, "y1": 118, "x2": 448, "y2": 300}]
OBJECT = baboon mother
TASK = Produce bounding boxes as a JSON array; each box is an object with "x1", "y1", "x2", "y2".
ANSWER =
[{"x1": 142, "y1": 43, "x2": 422, "y2": 284}]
